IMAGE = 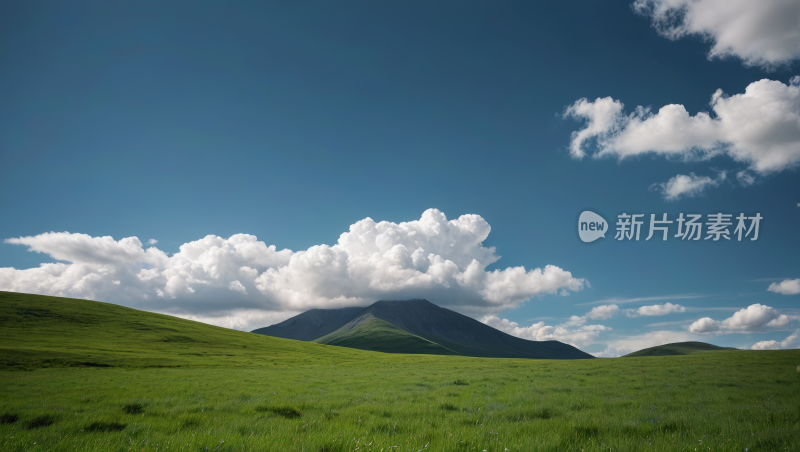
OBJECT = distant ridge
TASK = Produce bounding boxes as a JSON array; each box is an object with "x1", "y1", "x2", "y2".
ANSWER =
[
  {"x1": 623, "y1": 341, "x2": 737, "y2": 357},
  {"x1": 253, "y1": 299, "x2": 594, "y2": 360}
]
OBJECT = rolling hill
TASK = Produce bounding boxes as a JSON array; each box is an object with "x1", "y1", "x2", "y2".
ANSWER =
[
  {"x1": 0, "y1": 291, "x2": 374, "y2": 370},
  {"x1": 254, "y1": 299, "x2": 594, "y2": 359},
  {"x1": 623, "y1": 341, "x2": 738, "y2": 357}
]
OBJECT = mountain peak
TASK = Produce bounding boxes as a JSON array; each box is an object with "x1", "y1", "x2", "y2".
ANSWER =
[{"x1": 253, "y1": 299, "x2": 593, "y2": 360}]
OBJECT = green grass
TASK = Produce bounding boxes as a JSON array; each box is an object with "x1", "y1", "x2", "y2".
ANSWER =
[
  {"x1": 1, "y1": 291, "x2": 800, "y2": 451},
  {"x1": 314, "y1": 316, "x2": 458, "y2": 355},
  {"x1": 0, "y1": 291, "x2": 377, "y2": 371},
  {"x1": 623, "y1": 341, "x2": 737, "y2": 357}
]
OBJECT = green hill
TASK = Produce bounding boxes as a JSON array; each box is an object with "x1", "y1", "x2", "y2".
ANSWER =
[
  {"x1": 314, "y1": 315, "x2": 458, "y2": 354},
  {"x1": 623, "y1": 341, "x2": 738, "y2": 357},
  {"x1": 0, "y1": 291, "x2": 372, "y2": 370}
]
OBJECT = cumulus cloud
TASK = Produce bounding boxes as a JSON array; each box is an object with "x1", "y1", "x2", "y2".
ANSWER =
[
  {"x1": 482, "y1": 304, "x2": 618, "y2": 349},
  {"x1": 564, "y1": 79, "x2": 800, "y2": 174},
  {"x1": 650, "y1": 172, "x2": 726, "y2": 201},
  {"x1": 767, "y1": 278, "x2": 800, "y2": 295},
  {"x1": 780, "y1": 329, "x2": 800, "y2": 349},
  {"x1": 625, "y1": 302, "x2": 687, "y2": 317},
  {"x1": 147, "y1": 239, "x2": 158, "y2": 245},
  {"x1": 688, "y1": 303, "x2": 800, "y2": 334},
  {"x1": 564, "y1": 97, "x2": 625, "y2": 159},
  {"x1": 750, "y1": 329, "x2": 800, "y2": 350},
  {"x1": 688, "y1": 316, "x2": 720, "y2": 334},
  {"x1": 4, "y1": 232, "x2": 168, "y2": 266},
  {"x1": 633, "y1": 0, "x2": 800, "y2": 69},
  {"x1": 482, "y1": 315, "x2": 610, "y2": 349},
  {"x1": 0, "y1": 209, "x2": 585, "y2": 330},
  {"x1": 586, "y1": 304, "x2": 620, "y2": 320},
  {"x1": 229, "y1": 280, "x2": 247, "y2": 294},
  {"x1": 750, "y1": 340, "x2": 780, "y2": 351}
]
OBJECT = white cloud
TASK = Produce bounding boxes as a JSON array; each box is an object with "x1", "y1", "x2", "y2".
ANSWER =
[
  {"x1": 688, "y1": 303, "x2": 800, "y2": 334},
  {"x1": 586, "y1": 304, "x2": 619, "y2": 320},
  {"x1": 736, "y1": 170, "x2": 755, "y2": 187},
  {"x1": 483, "y1": 304, "x2": 618, "y2": 349},
  {"x1": 722, "y1": 304, "x2": 782, "y2": 332},
  {"x1": 625, "y1": 302, "x2": 687, "y2": 317},
  {"x1": 564, "y1": 97, "x2": 625, "y2": 159},
  {"x1": 688, "y1": 317, "x2": 720, "y2": 334},
  {"x1": 766, "y1": 315, "x2": 793, "y2": 328},
  {"x1": 591, "y1": 345, "x2": 634, "y2": 358},
  {"x1": 767, "y1": 278, "x2": 800, "y2": 295},
  {"x1": 147, "y1": 239, "x2": 158, "y2": 245},
  {"x1": 564, "y1": 79, "x2": 800, "y2": 174},
  {"x1": 229, "y1": 280, "x2": 247, "y2": 294},
  {"x1": 4, "y1": 232, "x2": 168, "y2": 266},
  {"x1": 482, "y1": 315, "x2": 610, "y2": 349},
  {"x1": 781, "y1": 329, "x2": 800, "y2": 349},
  {"x1": 750, "y1": 340, "x2": 780, "y2": 350},
  {"x1": 0, "y1": 209, "x2": 585, "y2": 330},
  {"x1": 650, "y1": 171, "x2": 726, "y2": 201},
  {"x1": 633, "y1": 0, "x2": 800, "y2": 69},
  {"x1": 168, "y1": 309, "x2": 300, "y2": 333},
  {"x1": 578, "y1": 293, "x2": 706, "y2": 306},
  {"x1": 750, "y1": 329, "x2": 800, "y2": 350}
]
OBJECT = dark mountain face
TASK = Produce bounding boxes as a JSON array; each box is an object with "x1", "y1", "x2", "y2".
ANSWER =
[
  {"x1": 252, "y1": 299, "x2": 593, "y2": 360},
  {"x1": 357, "y1": 300, "x2": 591, "y2": 359},
  {"x1": 251, "y1": 307, "x2": 363, "y2": 341}
]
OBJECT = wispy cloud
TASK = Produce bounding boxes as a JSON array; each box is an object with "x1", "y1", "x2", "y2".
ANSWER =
[
  {"x1": 576, "y1": 293, "x2": 708, "y2": 307},
  {"x1": 684, "y1": 306, "x2": 741, "y2": 312},
  {"x1": 645, "y1": 319, "x2": 692, "y2": 328}
]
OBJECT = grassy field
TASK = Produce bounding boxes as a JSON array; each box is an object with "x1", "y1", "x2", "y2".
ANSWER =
[{"x1": 2, "y1": 292, "x2": 800, "y2": 451}]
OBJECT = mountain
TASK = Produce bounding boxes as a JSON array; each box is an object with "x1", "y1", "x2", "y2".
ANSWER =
[
  {"x1": 623, "y1": 341, "x2": 738, "y2": 357},
  {"x1": 253, "y1": 299, "x2": 594, "y2": 359}
]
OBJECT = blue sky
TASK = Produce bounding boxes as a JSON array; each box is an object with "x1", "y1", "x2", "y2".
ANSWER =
[{"x1": 1, "y1": 0, "x2": 798, "y2": 356}]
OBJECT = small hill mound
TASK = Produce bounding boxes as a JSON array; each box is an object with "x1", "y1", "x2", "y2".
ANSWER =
[
  {"x1": 314, "y1": 315, "x2": 457, "y2": 355},
  {"x1": 623, "y1": 341, "x2": 737, "y2": 357}
]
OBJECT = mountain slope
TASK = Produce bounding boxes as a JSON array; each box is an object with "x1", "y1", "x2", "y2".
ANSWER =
[
  {"x1": 314, "y1": 315, "x2": 458, "y2": 355},
  {"x1": 0, "y1": 291, "x2": 374, "y2": 370},
  {"x1": 356, "y1": 300, "x2": 592, "y2": 359},
  {"x1": 623, "y1": 342, "x2": 738, "y2": 357},
  {"x1": 251, "y1": 307, "x2": 363, "y2": 341},
  {"x1": 254, "y1": 299, "x2": 594, "y2": 359}
]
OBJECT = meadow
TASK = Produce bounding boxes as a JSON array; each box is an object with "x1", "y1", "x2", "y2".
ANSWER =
[{"x1": 1, "y1": 292, "x2": 799, "y2": 451}]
